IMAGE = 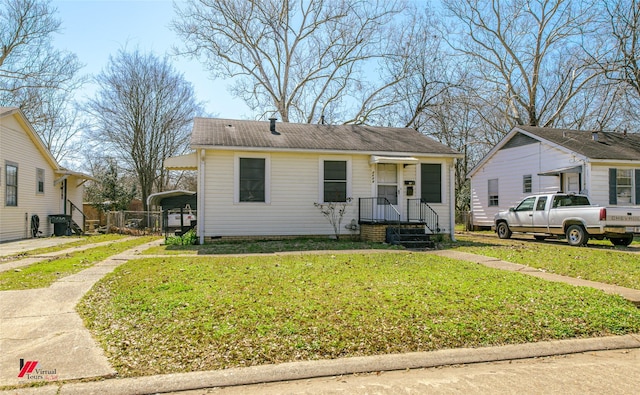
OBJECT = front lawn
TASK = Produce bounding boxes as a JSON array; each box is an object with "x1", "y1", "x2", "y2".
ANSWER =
[
  {"x1": 452, "y1": 233, "x2": 640, "y2": 290},
  {"x1": 78, "y1": 252, "x2": 640, "y2": 377}
]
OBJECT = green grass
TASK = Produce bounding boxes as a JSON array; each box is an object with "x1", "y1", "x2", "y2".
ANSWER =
[
  {"x1": 0, "y1": 236, "x2": 160, "y2": 290},
  {"x1": 78, "y1": 252, "x2": 640, "y2": 377},
  {"x1": 451, "y1": 233, "x2": 640, "y2": 290},
  {"x1": 0, "y1": 234, "x2": 129, "y2": 263},
  {"x1": 144, "y1": 237, "x2": 402, "y2": 255}
]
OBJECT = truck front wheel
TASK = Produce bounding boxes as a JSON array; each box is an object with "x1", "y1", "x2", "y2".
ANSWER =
[
  {"x1": 496, "y1": 222, "x2": 512, "y2": 239},
  {"x1": 566, "y1": 225, "x2": 587, "y2": 246}
]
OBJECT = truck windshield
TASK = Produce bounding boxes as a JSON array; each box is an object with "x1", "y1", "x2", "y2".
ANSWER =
[{"x1": 552, "y1": 195, "x2": 590, "y2": 208}]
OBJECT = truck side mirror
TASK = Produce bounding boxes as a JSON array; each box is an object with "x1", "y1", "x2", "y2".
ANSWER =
[{"x1": 509, "y1": 207, "x2": 515, "y2": 212}]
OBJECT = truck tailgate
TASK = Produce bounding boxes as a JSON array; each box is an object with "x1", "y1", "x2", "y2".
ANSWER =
[{"x1": 605, "y1": 207, "x2": 640, "y2": 232}]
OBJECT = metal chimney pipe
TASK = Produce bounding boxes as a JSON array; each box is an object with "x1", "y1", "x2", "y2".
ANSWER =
[{"x1": 269, "y1": 117, "x2": 277, "y2": 132}]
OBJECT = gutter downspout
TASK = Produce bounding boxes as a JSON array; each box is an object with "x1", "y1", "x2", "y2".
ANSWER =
[
  {"x1": 198, "y1": 149, "x2": 205, "y2": 245},
  {"x1": 450, "y1": 159, "x2": 456, "y2": 242}
]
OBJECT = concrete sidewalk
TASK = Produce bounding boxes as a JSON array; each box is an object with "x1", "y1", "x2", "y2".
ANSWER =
[
  {"x1": 0, "y1": 238, "x2": 135, "y2": 273},
  {"x1": 0, "y1": 237, "x2": 81, "y2": 257},
  {"x1": 0, "y1": 239, "x2": 162, "y2": 388},
  {"x1": 1, "y1": 243, "x2": 640, "y2": 394}
]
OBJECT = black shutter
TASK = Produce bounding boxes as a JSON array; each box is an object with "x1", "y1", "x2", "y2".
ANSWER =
[
  {"x1": 635, "y1": 169, "x2": 640, "y2": 205},
  {"x1": 609, "y1": 168, "x2": 617, "y2": 205}
]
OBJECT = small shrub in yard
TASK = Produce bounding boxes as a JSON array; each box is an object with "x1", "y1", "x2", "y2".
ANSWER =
[{"x1": 166, "y1": 230, "x2": 198, "y2": 246}]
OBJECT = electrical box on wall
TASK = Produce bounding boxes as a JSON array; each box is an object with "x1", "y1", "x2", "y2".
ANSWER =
[{"x1": 407, "y1": 186, "x2": 414, "y2": 196}]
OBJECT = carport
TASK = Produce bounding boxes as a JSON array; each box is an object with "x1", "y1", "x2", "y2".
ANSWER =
[{"x1": 146, "y1": 190, "x2": 197, "y2": 238}]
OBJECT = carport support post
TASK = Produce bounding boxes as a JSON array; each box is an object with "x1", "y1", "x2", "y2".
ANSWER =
[{"x1": 180, "y1": 207, "x2": 184, "y2": 235}]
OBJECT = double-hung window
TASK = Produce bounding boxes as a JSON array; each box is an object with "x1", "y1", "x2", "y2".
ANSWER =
[
  {"x1": 238, "y1": 157, "x2": 267, "y2": 202},
  {"x1": 36, "y1": 168, "x2": 45, "y2": 194},
  {"x1": 488, "y1": 179, "x2": 499, "y2": 207},
  {"x1": 421, "y1": 163, "x2": 442, "y2": 203},
  {"x1": 523, "y1": 174, "x2": 532, "y2": 193},
  {"x1": 609, "y1": 168, "x2": 640, "y2": 205},
  {"x1": 5, "y1": 162, "x2": 18, "y2": 206},
  {"x1": 323, "y1": 160, "x2": 348, "y2": 202}
]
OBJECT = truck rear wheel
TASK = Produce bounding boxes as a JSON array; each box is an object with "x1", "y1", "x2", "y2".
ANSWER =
[
  {"x1": 610, "y1": 236, "x2": 633, "y2": 246},
  {"x1": 566, "y1": 225, "x2": 587, "y2": 246},
  {"x1": 496, "y1": 222, "x2": 512, "y2": 239}
]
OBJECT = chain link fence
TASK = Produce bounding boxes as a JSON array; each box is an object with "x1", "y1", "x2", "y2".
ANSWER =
[{"x1": 106, "y1": 211, "x2": 163, "y2": 235}]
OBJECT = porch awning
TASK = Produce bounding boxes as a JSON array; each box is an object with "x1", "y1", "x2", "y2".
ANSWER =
[
  {"x1": 538, "y1": 165, "x2": 582, "y2": 176},
  {"x1": 370, "y1": 155, "x2": 419, "y2": 164},
  {"x1": 164, "y1": 153, "x2": 197, "y2": 170}
]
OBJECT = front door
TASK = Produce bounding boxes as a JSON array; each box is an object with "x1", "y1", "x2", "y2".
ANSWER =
[
  {"x1": 376, "y1": 163, "x2": 400, "y2": 220},
  {"x1": 565, "y1": 173, "x2": 580, "y2": 193}
]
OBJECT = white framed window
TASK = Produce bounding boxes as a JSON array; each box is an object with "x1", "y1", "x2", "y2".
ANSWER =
[
  {"x1": 523, "y1": 174, "x2": 532, "y2": 193},
  {"x1": 235, "y1": 154, "x2": 270, "y2": 203},
  {"x1": 609, "y1": 168, "x2": 639, "y2": 205},
  {"x1": 5, "y1": 162, "x2": 18, "y2": 206},
  {"x1": 421, "y1": 163, "x2": 442, "y2": 203},
  {"x1": 319, "y1": 157, "x2": 352, "y2": 203},
  {"x1": 488, "y1": 178, "x2": 499, "y2": 207},
  {"x1": 36, "y1": 168, "x2": 45, "y2": 194}
]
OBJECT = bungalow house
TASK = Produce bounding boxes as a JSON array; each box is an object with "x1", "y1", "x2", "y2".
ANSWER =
[
  {"x1": 0, "y1": 107, "x2": 91, "y2": 242},
  {"x1": 468, "y1": 125, "x2": 640, "y2": 228},
  {"x1": 165, "y1": 118, "x2": 462, "y2": 245}
]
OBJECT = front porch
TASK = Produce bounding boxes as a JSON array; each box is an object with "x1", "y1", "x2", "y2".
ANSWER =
[{"x1": 358, "y1": 197, "x2": 441, "y2": 247}]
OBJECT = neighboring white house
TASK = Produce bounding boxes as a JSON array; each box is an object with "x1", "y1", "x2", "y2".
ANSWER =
[
  {"x1": 468, "y1": 125, "x2": 640, "y2": 228},
  {"x1": 0, "y1": 107, "x2": 91, "y2": 242},
  {"x1": 165, "y1": 118, "x2": 462, "y2": 244}
]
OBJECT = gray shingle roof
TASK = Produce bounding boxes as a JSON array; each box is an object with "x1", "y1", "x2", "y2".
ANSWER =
[
  {"x1": 517, "y1": 125, "x2": 640, "y2": 161},
  {"x1": 190, "y1": 118, "x2": 460, "y2": 156}
]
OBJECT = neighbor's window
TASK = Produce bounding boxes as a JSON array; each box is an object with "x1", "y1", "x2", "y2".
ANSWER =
[
  {"x1": 323, "y1": 160, "x2": 347, "y2": 202},
  {"x1": 239, "y1": 157, "x2": 265, "y2": 202},
  {"x1": 609, "y1": 168, "x2": 639, "y2": 205},
  {"x1": 523, "y1": 174, "x2": 532, "y2": 193},
  {"x1": 36, "y1": 168, "x2": 44, "y2": 194},
  {"x1": 421, "y1": 163, "x2": 442, "y2": 203},
  {"x1": 616, "y1": 169, "x2": 633, "y2": 204},
  {"x1": 5, "y1": 162, "x2": 18, "y2": 206},
  {"x1": 488, "y1": 178, "x2": 499, "y2": 207}
]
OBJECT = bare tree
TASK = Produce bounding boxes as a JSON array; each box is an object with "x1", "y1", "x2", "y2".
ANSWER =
[
  {"x1": 85, "y1": 49, "x2": 203, "y2": 211},
  {"x1": 442, "y1": 0, "x2": 603, "y2": 128},
  {"x1": 602, "y1": 0, "x2": 640, "y2": 98},
  {"x1": 0, "y1": 0, "x2": 83, "y2": 157},
  {"x1": 172, "y1": 0, "x2": 411, "y2": 123}
]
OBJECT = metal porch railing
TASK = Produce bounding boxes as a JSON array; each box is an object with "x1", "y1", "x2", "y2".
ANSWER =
[{"x1": 407, "y1": 198, "x2": 440, "y2": 233}]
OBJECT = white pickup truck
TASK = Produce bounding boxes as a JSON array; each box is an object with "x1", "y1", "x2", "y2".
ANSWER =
[{"x1": 494, "y1": 193, "x2": 640, "y2": 246}]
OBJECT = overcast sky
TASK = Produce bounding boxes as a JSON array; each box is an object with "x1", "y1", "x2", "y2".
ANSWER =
[{"x1": 51, "y1": 0, "x2": 251, "y2": 119}]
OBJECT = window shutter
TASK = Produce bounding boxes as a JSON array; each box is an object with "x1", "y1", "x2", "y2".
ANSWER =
[
  {"x1": 635, "y1": 169, "x2": 640, "y2": 205},
  {"x1": 609, "y1": 168, "x2": 617, "y2": 205}
]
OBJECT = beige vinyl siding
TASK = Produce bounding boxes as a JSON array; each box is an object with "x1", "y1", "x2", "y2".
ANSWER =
[
  {"x1": 202, "y1": 150, "x2": 453, "y2": 238},
  {"x1": 204, "y1": 151, "x2": 358, "y2": 237},
  {"x1": 1, "y1": 115, "x2": 60, "y2": 241}
]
